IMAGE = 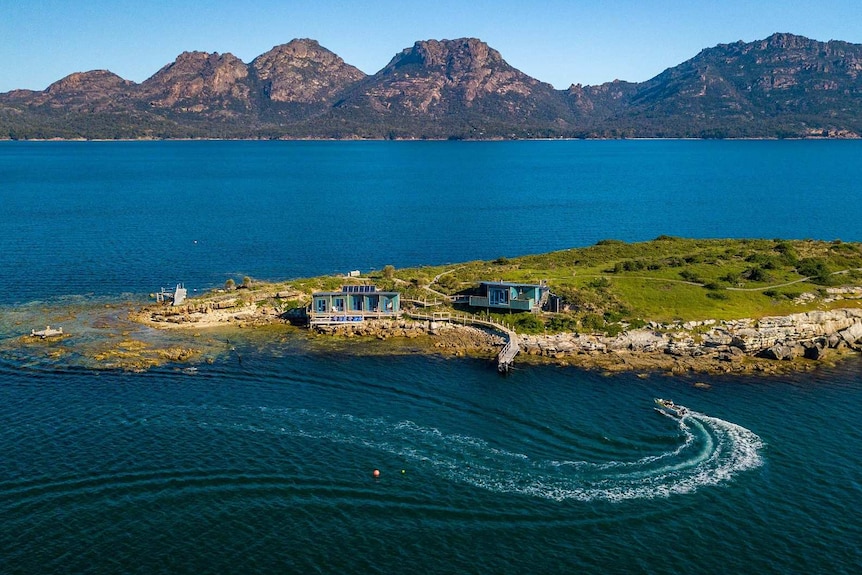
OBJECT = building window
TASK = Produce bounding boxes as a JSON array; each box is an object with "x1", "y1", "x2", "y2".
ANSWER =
[
  {"x1": 490, "y1": 287, "x2": 509, "y2": 306},
  {"x1": 315, "y1": 299, "x2": 327, "y2": 313},
  {"x1": 333, "y1": 298, "x2": 345, "y2": 312}
]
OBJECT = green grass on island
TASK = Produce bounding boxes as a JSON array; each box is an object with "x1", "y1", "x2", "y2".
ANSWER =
[{"x1": 220, "y1": 237, "x2": 862, "y2": 336}]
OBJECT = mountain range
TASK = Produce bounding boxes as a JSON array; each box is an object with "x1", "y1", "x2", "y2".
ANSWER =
[{"x1": 2, "y1": 33, "x2": 861, "y2": 139}]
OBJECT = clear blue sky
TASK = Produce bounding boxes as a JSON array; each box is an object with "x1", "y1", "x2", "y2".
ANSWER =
[{"x1": 2, "y1": 0, "x2": 861, "y2": 93}]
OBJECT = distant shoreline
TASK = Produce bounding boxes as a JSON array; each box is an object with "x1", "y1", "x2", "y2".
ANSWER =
[{"x1": 3, "y1": 136, "x2": 861, "y2": 143}]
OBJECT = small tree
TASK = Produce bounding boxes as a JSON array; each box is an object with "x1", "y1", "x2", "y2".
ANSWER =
[
  {"x1": 382, "y1": 265, "x2": 395, "y2": 280},
  {"x1": 744, "y1": 266, "x2": 770, "y2": 283},
  {"x1": 797, "y1": 258, "x2": 831, "y2": 284},
  {"x1": 242, "y1": 276, "x2": 252, "y2": 288},
  {"x1": 225, "y1": 278, "x2": 236, "y2": 290}
]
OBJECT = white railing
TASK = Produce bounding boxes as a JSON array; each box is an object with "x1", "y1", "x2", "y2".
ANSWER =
[{"x1": 309, "y1": 310, "x2": 401, "y2": 325}]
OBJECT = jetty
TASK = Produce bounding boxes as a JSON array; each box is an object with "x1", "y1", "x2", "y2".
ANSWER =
[
  {"x1": 155, "y1": 283, "x2": 188, "y2": 306},
  {"x1": 30, "y1": 326, "x2": 63, "y2": 338},
  {"x1": 406, "y1": 311, "x2": 520, "y2": 373},
  {"x1": 496, "y1": 329, "x2": 520, "y2": 373}
]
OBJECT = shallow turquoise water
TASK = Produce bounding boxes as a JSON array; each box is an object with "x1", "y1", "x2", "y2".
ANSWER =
[{"x1": 1, "y1": 141, "x2": 861, "y2": 574}]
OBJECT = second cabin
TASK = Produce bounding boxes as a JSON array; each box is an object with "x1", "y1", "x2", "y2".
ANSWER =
[
  {"x1": 309, "y1": 285, "x2": 401, "y2": 326},
  {"x1": 469, "y1": 281, "x2": 549, "y2": 313}
]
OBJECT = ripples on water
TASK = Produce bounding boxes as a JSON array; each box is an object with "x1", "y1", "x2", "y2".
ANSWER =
[
  {"x1": 3, "y1": 141, "x2": 862, "y2": 573},
  {"x1": 4, "y1": 347, "x2": 860, "y2": 574}
]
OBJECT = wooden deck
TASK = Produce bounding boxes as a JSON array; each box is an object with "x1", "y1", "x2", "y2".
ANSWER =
[
  {"x1": 308, "y1": 310, "x2": 402, "y2": 326},
  {"x1": 406, "y1": 311, "x2": 520, "y2": 373},
  {"x1": 496, "y1": 330, "x2": 520, "y2": 373}
]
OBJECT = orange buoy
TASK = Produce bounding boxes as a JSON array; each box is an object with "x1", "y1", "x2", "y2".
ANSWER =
[{"x1": 373, "y1": 469, "x2": 380, "y2": 478}]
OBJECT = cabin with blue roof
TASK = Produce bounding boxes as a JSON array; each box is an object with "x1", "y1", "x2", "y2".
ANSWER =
[
  {"x1": 468, "y1": 281, "x2": 548, "y2": 313},
  {"x1": 309, "y1": 285, "x2": 401, "y2": 325}
]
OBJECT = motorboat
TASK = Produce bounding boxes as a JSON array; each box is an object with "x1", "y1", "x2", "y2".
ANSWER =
[{"x1": 654, "y1": 398, "x2": 688, "y2": 418}]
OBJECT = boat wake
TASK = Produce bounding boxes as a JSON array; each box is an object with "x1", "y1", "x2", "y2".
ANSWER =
[
  {"x1": 247, "y1": 403, "x2": 763, "y2": 502},
  {"x1": 0, "y1": 402, "x2": 763, "y2": 509}
]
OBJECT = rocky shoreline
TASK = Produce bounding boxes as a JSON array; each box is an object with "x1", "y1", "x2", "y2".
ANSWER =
[
  {"x1": 518, "y1": 308, "x2": 862, "y2": 374},
  {"x1": 310, "y1": 308, "x2": 862, "y2": 375},
  {"x1": 132, "y1": 297, "x2": 862, "y2": 375},
  {"x1": 314, "y1": 320, "x2": 505, "y2": 357}
]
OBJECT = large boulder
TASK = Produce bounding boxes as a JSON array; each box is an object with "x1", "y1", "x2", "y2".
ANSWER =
[
  {"x1": 839, "y1": 322, "x2": 862, "y2": 345},
  {"x1": 703, "y1": 329, "x2": 734, "y2": 347},
  {"x1": 617, "y1": 330, "x2": 664, "y2": 352},
  {"x1": 759, "y1": 343, "x2": 804, "y2": 361},
  {"x1": 803, "y1": 338, "x2": 830, "y2": 360}
]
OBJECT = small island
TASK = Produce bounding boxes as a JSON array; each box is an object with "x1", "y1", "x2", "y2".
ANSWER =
[{"x1": 130, "y1": 237, "x2": 862, "y2": 375}]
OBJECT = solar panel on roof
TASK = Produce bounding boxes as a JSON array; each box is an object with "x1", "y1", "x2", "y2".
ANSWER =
[{"x1": 341, "y1": 285, "x2": 377, "y2": 293}]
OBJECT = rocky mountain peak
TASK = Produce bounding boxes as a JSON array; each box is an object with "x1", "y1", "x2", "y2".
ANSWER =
[
  {"x1": 140, "y1": 51, "x2": 250, "y2": 109},
  {"x1": 145, "y1": 51, "x2": 248, "y2": 84},
  {"x1": 258, "y1": 38, "x2": 327, "y2": 60},
  {"x1": 2, "y1": 33, "x2": 861, "y2": 139},
  {"x1": 359, "y1": 37, "x2": 550, "y2": 115},
  {"x1": 762, "y1": 32, "x2": 813, "y2": 50},
  {"x1": 19, "y1": 70, "x2": 138, "y2": 112},
  {"x1": 251, "y1": 39, "x2": 366, "y2": 103},
  {"x1": 45, "y1": 70, "x2": 134, "y2": 95},
  {"x1": 408, "y1": 38, "x2": 498, "y2": 71}
]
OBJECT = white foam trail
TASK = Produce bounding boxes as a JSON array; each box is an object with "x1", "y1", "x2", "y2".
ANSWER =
[{"x1": 230, "y1": 404, "x2": 764, "y2": 502}]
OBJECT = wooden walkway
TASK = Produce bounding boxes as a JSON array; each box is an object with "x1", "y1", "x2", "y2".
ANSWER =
[
  {"x1": 496, "y1": 330, "x2": 520, "y2": 373},
  {"x1": 405, "y1": 311, "x2": 520, "y2": 373}
]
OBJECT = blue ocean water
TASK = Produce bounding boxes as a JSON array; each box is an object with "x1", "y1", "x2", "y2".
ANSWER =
[
  {"x1": 1, "y1": 141, "x2": 862, "y2": 574},
  {"x1": 2, "y1": 140, "x2": 861, "y2": 304}
]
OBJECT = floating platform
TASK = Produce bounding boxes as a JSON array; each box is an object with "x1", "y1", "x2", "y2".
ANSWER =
[{"x1": 30, "y1": 325, "x2": 64, "y2": 338}]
